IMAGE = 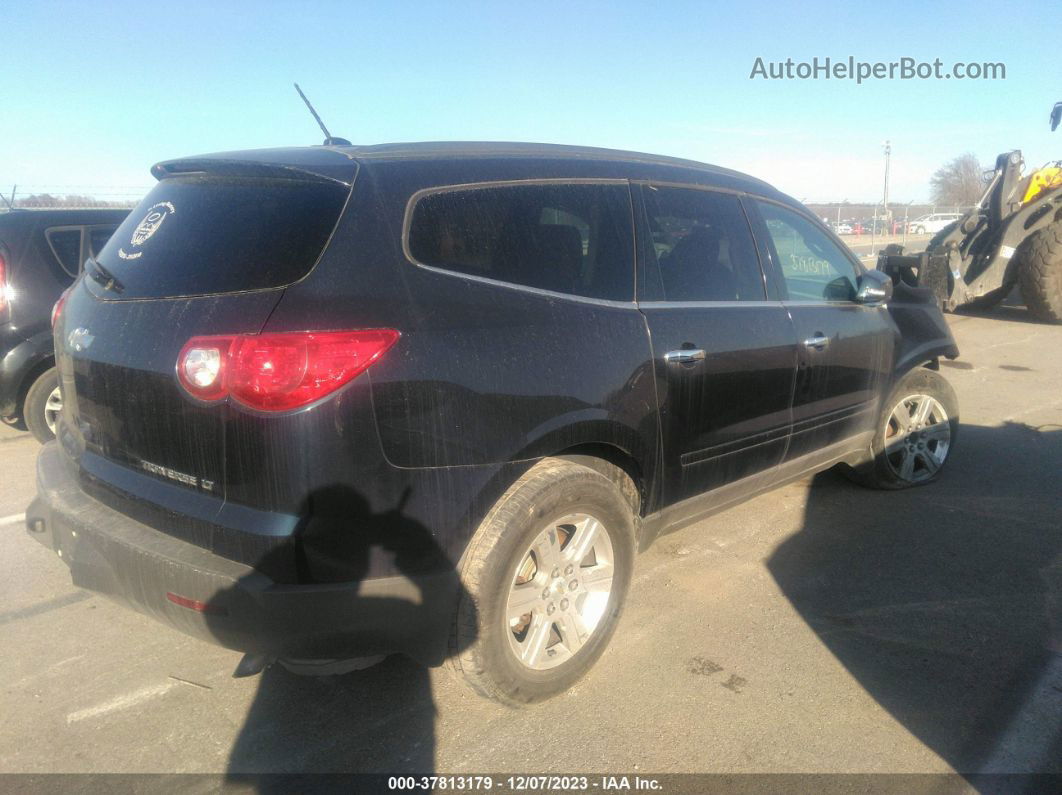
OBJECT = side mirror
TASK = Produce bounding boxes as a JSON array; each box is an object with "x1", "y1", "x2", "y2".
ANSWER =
[{"x1": 855, "y1": 269, "x2": 893, "y2": 305}]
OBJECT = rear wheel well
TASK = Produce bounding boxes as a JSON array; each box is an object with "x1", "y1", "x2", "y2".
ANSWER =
[{"x1": 554, "y1": 443, "x2": 646, "y2": 517}]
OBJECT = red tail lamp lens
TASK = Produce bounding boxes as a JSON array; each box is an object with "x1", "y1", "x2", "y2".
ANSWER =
[
  {"x1": 0, "y1": 252, "x2": 9, "y2": 316},
  {"x1": 177, "y1": 330, "x2": 399, "y2": 411},
  {"x1": 165, "y1": 592, "x2": 227, "y2": 615},
  {"x1": 51, "y1": 286, "x2": 72, "y2": 329}
]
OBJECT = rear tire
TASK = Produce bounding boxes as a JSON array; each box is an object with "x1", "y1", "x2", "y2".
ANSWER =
[
  {"x1": 449, "y1": 458, "x2": 636, "y2": 705},
  {"x1": 23, "y1": 367, "x2": 61, "y2": 444},
  {"x1": 843, "y1": 368, "x2": 958, "y2": 490},
  {"x1": 1018, "y1": 220, "x2": 1062, "y2": 324}
]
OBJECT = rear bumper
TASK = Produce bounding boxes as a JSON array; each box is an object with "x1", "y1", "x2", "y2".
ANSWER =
[{"x1": 28, "y1": 443, "x2": 459, "y2": 665}]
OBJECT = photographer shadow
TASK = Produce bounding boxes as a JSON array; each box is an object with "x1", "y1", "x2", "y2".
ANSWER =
[
  {"x1": 768, "y1": 421, "x2": 1062, "y2": 774},
  {"x1": 206, "y1": 483, "x2": 477, "y2": 784}
]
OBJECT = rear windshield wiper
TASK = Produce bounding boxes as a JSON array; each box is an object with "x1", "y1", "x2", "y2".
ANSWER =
[{"x1": 86, "y1": 257, "x2": 124, "y2": 294}]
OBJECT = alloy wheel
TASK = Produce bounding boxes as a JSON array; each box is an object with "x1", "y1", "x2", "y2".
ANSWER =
[
  {"x1": 505, "y1": 513, "x2": 615, "y2": 671},
  {"x1": 883, "y1": 393, "x2": 951, "y2": 482},
  {"x1": 44, "y1": 386, "x2": 62, "y2": 435}
]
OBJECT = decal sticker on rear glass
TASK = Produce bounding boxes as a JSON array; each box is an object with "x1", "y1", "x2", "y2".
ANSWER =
[{"x1": 119, "y1": 201, "x2": 175, "y2": 260}]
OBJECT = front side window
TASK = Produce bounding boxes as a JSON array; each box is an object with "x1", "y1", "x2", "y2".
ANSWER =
[
  {"x1": 407, "y1": 182, "x2": 634, "y2": 301},
  {"x1": 755, "y1": 200, "x2": 859, "y2": 302},
  {"x1": 641, "y1": 186, "x2": 765, "y2": 302}
]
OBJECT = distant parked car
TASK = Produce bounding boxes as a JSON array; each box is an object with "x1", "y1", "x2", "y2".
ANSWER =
[
  {"x1": 858, "y1": 218, "x2": 890, "y2": 234},
  {"x1": 908, "y1": 213, "x2": 963, "y2": 235},
  {"x1": 833, "y1": 222, "x2": 853, "y2": 234},
  {"x1": 0, "y1": 209, "x2": 128, "y2": 441}
]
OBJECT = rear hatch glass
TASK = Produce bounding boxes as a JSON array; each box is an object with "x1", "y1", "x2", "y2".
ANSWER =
[
  {"x1": 61, "y1": 171, "x2": 350, "y2": 554},
  {"x1": 91, "y1": 175, "x2": 350, "y2": 299}
]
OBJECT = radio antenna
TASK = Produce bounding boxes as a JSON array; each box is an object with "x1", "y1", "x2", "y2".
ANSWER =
[{"x1": 293, "y1": 83, "x2": 351, "y2": 146}]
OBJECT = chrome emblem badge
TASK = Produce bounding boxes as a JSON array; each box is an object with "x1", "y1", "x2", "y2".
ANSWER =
[
  {"x1": 119, "y1": 201, "x2": 175, "y2": 260},
  {"x1": 139, "y1": 459, "x2": 215, "y2": 492},
  {"x1": 68, "y1": 327, "x2": 94, "y2": 352}
]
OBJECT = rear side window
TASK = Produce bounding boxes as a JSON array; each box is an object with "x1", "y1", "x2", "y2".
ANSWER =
[
  {"x1": 46, "y1": 228, "x2": 83, "y2": 277},
  {"x1": 88, "y1": 226, "x2": 117, "y2": 258},
  {"x1": 407, "y1": 182, "x2": 634, "y2": 301},
  {"x1": 641, "y1": 186, "x2": 765, "y2": 302},
  {"x1": 93, "y1": 176, "x2": 349, "y2": 299}
]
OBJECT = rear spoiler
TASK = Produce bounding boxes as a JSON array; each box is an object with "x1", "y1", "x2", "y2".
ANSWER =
[{"x1": 152, "y1": 149, "x2": 359, "y2": 187}]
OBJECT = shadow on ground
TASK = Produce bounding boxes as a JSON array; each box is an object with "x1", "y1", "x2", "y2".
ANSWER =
[
  {"x1": 202, "y1": 484, "x2": 477, "y2": 787},
  {"x1": 226, "y1": 655, "x2": 439, "y2": 776},
  {"x1": 954, "y1": 297, "x2": 1047, "y2": 326},
  {"x1": 769, "y1": 421, "x2": 1062, "y2": 774}
]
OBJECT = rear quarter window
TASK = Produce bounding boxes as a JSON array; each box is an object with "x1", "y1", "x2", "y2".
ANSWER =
[
  {"x1": 88, "y1": 226, "x2": 117, "y2": 258},
  {"x1": 406, "y1": 181, "x2": 635, "y2": 301},
  {"x1": 93, "y1": 176, "x2": 349, "y2": 299},
  {"x1": 46, "y1": 227, "x2": 83, "y2": 277}
]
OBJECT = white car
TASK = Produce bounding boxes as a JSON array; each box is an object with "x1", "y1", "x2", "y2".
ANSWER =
[
  {"x1": 908, "y1": 213, "x2": 963, "y2": 235},
  {"x1": 833, "y1": 222, "x2": 853, "y2": 234}
]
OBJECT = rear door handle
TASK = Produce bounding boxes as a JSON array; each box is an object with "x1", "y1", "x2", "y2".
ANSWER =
[
  {"x1": 664, "y1": 348, "x2": 706, "y2": 364},
  {"x1": 803, "y1": 335, "x2": 830, "y2": 351}
]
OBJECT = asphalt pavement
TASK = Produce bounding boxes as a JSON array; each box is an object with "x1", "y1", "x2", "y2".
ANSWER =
[{"x1": 0, "y1": 306, "x2": 1059, "y2": 781}]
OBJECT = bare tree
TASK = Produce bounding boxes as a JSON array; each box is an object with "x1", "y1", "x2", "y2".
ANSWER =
[
  {"x1": 930, "y1": 153, "x2": 984, "y2": 207},
  {"x1": 14, "y1": 193, "x2": 136, "y2": 209}
]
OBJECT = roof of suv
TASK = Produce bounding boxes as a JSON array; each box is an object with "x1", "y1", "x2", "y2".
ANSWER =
[
  {"x1": 153, "y1": 141, "x2": 783, "y2": 199},
  {"x1": 339, "y1": 140, "x2": 746, "y2": 170}
]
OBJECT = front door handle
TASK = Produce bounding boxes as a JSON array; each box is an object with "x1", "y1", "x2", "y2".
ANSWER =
[
  {"x1": 803, "y1": 335, "x2": 830, "y2": 351},
  {"x1": 664, "y1": 348, "x2": 706, "y2": 364}
]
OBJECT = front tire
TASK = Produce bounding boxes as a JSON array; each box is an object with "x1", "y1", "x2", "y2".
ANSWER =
[
  {"x1": 1018, "y1": 220, "x2": 1062, "y2": 324},
  {"x1": 449, "y1": 458, "x2": 636, "y2": 705},
  {"x1": 844, "y1": 368, "x2": 958, "y2": 490},
  {"x1": 23, "y1": 367, "x2": 61, "y2": 444}
]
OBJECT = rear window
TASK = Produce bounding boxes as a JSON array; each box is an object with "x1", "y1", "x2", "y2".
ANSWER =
[
  {"x1": 407, "y1": 182, "x2": 634, "y2": 301},
  {"x1": 93, "y1": 176, "x2": 349, "y2": 299}
]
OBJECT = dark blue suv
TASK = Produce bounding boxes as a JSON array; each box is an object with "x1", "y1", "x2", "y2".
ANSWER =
[{"x1": 27, "y1": 143, "x2": 959, "y2": 703}]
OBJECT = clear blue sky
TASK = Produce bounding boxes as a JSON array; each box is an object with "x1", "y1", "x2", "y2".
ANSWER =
[{"x1": 3, "y1": 0, "x2": 1059, "y2": 202}]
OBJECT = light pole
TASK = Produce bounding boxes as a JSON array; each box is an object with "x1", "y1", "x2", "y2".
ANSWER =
[
  {"x1": 870, "y1": 202, "x2": 878, "y2": 256},
  {"x1": 882, "y1": 140, "x2": 891, "y2": 235}
]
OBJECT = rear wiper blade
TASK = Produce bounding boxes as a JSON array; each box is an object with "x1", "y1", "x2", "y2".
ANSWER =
[{"x1": 86, "y1": 258, "x2": 124, "y2": 294}]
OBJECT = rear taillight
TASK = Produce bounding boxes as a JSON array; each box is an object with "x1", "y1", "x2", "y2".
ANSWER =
[
  {"x1": 0, "y1": 252, "x2": 9, "y2": 319},
  {"x1": 176, "y1": 335, "x2": 232, "y2": 401},
  {"x1": 51, "y1": 286, "x2": 72, "y2": 329},
  {"x1": 176, "y1": 329, "x2": 399, "y2": 411}
]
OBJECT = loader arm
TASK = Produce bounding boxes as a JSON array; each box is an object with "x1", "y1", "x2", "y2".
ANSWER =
[{"x1": 878, "y1": 149, "x2": 1062, "y2": 311}]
